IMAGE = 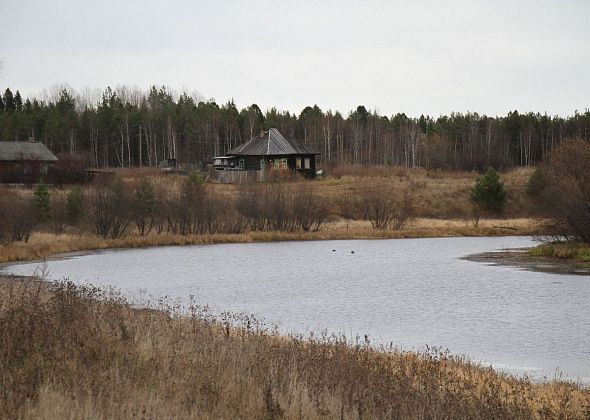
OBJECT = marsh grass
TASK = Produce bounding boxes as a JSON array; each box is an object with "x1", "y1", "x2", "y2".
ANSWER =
[
  {"x1": 1, "y1": 277, "x2": 588, "y2": 419},
  {"x1": 0, "y1": 218, "x2": 548, "y2": 265},
  {"x1": 529, "y1": 242, "x2": 590, "y2": 261}
]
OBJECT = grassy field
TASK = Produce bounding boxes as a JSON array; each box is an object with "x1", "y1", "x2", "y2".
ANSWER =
[
  {"x1": 0, "y1": 167, "x2": 547, "y2": 265},
  {"x1": 1, "y1": 277, "x2": 588, "y2": 419},
  {"x1": 158, "y1": 166, "x2": 537, "y2": 219}
]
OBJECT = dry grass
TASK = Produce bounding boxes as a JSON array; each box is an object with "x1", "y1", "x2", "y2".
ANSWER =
[
  {"x1": 124, "y1": 166, "x2": 535, "y2": 219},
  {"x1": 1, "y1": 277, "x2": 588, "y2": 419},
  {"x1": 0, "y1": 218, "x2": 548, "y2": 265},
  {"x1": 530, "y1": 242, "x2": 590, "y2": 261}
]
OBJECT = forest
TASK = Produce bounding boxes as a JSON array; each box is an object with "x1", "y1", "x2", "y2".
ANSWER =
[{"x1": 1, "y1": 85, "x2": 589, "y2": 170}]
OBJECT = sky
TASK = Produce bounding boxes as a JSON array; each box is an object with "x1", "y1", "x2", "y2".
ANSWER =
[{"x1": 1, "y1": 0, "x2": 589, "y2": 117}]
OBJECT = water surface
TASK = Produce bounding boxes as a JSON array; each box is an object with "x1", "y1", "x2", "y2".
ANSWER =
[{"x1": 3, "y1": 236, "x2": 589, "y2": 382}]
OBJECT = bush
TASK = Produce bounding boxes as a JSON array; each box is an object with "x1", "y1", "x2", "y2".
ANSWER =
[
  {"x1": 471, "y1": 168, "x2": 507, "y2": 214},
  {"x1": 132, "y1": 178, "x2": 156, "y2": 236},
  {"x1": 339, "y1": 180, "x2": 414, "y2": 230},
  {"x1": 87, "y1": 178, "x2": 132, "y2": 239},
  {"x1": 293, "y1": 185, "x2": 330, "y2": 232},
  {"x1": 33, "y1": 180, "x2": 51, "y2": 222},
  {"x1": 51, "y1": 197, "x2": 67, "y2": 235},
  {"x1": 65, "y1": 186, "x2": 84, "y2": 224},
  {"x1": 0, "y1": 195, "x2": 35, "y2": 244},
  {"x1": 530, "y1": 139, "x2": 590, "y2": 242}
]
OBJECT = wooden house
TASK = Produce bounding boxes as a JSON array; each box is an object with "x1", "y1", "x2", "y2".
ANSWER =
[
  {"x1": 0, "y1": 141, "x2": 58, "y2": 183},
  {"x1": 213, "y1": 128, "x2": 320, "y2": 180}
]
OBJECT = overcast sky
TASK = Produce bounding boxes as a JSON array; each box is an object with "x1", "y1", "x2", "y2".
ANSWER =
[{"x1": 1, "y1": 0, "x2": 589, "y2": 116}]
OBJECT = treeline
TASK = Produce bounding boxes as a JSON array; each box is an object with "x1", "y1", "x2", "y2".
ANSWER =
[{"x1": 1, "y1": 86, "x2": 589, "y2": 170}]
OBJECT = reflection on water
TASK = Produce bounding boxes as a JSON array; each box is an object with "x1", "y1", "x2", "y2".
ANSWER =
[{"x1": 3, "y1": 236, "x2": 589, "y2": 383}]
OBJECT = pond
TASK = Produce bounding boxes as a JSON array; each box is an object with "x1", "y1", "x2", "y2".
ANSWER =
[{"x1": 2, "y1": 236, "x2": 589, "y2": 383}]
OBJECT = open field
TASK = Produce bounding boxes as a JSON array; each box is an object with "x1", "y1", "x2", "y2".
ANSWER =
[
  {"x1": 145, "y1": 166, "x2": 536, "y2": 219},
  {"x1": 1, "y1": 276, "x2": 588, "y2": 419}
]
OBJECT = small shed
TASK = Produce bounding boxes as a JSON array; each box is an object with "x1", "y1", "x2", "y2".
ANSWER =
[
  {"x1": 214, "y1": 128, "x2": 320, "y2": 178},
  {"x1": 0, "y1": 141, "x2": 58, "y2": 183}
]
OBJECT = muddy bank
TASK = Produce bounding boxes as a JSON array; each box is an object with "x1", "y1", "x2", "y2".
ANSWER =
[{"x1": 463, "y1": 248, "x2": 590, "y2": 276}]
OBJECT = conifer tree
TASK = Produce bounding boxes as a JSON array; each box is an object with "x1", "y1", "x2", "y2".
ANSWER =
[
  {"x1": 471, "y1": 168, "x2": 507, "y2": 214},
  {"x1": 33, "y1": 180, "x2": 51, "y2": 221}
]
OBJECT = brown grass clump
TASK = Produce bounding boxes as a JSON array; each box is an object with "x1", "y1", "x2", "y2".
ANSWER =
[{"x1": 1, "y1": 277, "x2": 588, "y2": 419}]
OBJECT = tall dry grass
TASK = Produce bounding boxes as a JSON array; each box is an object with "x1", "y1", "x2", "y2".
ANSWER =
[
  {"x1": 0, "y1": 217, "x2": 549, "y2": 265},
  {"x1": 1, "y1": 277, "x2": 588, "y2": 419}
]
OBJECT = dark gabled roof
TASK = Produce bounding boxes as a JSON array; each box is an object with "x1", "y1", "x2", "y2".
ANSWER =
[
  {"x1": 0, "y1": 142, "x2": 58, "y2": 162},
  {"x1": 227, "y1": 128, "x2": 320, "y2": 156}
]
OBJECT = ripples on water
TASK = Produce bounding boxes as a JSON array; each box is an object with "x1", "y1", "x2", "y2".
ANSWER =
[{"x1": 3, "y1": 236, "x2": 589, "y2": 383}]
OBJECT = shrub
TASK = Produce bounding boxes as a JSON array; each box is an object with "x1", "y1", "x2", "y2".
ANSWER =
[
  {"x1": 237, "y1": 184, "x2": 267, "y2": 231},
  {"x1": 471, "y1": 168, "x2": 507, "y2": 214},
  {"x1": 338, "y1": 180, "x2": 413, "y2": 230},
  {"x1": 33, "y1": 180, "x2": 51, "y2": 221},
  {"x1": 87, "y1": 178, "x2": 132, "y2": 239},
  {"x1": 132, "y1": 178, "x2": 156, "y2": 236},
  {"x1": 51, "y1": 197, "x2": 67, "y2": 235},
  {"x1": 293, "y1": 185, "x2": 330, "y2": 232},
  {"x1": 530, "y1": 139, "x2": 590, "y2": 242},
  {"x1": 65, "y1": 186, "x2": 84, "y2": 224},
  {"x1": 0, "y1": 195, "x2": 35, "y2": 244}
]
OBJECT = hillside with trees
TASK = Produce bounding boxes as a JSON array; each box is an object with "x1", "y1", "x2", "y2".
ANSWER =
[{"x1": 0, "y1": 86, "x2": 589, "y2": 170}]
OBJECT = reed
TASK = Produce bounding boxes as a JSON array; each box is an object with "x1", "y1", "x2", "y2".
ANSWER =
[
  {"x1": 0, "y1": 277, "x2": 587, "y2": 419},
  {"x1": 0, "y1": 218, "x2": 548, "y2": 265}
]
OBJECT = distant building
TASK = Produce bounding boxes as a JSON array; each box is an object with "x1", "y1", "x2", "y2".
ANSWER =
[
  {"x1": 213, "y1": 128, "x2": 320, "y2": 180},
  {"x1": 0, "y1": 141, "x2": 58, "y2": 183}
]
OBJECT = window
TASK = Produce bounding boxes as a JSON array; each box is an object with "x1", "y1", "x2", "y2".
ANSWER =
[
  {"x1": 304, "y1": 158, "x2": 311, "y2": 169},
  {"x1": 296, "y1": 158, "x2": 302, "y2": 169}
]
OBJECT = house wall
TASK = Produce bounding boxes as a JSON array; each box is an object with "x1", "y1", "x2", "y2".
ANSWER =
[
  {"x1": 0, "y1": 161, "x2": 53, "y2": 184},
  {"x1": 214, "y1": 154, "x2": 317, "y2": 180}
]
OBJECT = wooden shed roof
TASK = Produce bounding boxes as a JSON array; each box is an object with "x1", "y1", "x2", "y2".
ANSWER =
[
  {"x1": 0, "y1": 142, "x2": 58, "y2": 162},
  {"x1": 227, "y1": 128, "x2": 319, "y2": 156}
]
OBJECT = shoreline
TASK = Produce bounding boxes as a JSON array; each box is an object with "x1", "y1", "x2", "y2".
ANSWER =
[
  {"x1": 0, "y1": 217, "x2": 548, "y2": 266},
  {"x1": 1, "y1": 274, "x2": 588, "y2": 418}
]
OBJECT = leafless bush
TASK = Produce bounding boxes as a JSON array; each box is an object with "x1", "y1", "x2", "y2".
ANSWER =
[
  {"x1": 0, "y1": 195, "x2": 36, "y2": 244},
  {"x1": 340, "y1": 181, "x2": 414, "y2": 230},
  {"x1": 86, "y1": 178, "x2": 132, "y2": 239},
  {"x1": 237, "y1": 184, "x2": 267, "y2": 231},
  {"x1": 131, "y1": 178, "x2": 156, "y2": 236},
  {"x1": 51, "y1": 197, "x2": 67, "y2": 235},
  {"x1": 531, "y1": 139, "x2": 590, "y2": 242},
  {"x1": 293, "y1": 185, "x2": 331, "y2": 231},
  {"x1": 261, "y1": 182, "x2": 297, "y2": 231},
  {"x1": 237, "y1": 182, "x2": 331, "y2": 232}
]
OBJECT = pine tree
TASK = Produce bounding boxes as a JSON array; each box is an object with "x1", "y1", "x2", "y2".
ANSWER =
[
  {"x1": 3, "y1": 88, "x2": 15, "y2": 112},
  {"x1": 33, "y1": 180, "x2": 51, "y2": 221},
  {"x1": 471, "y1": 167, "x2": 507, "y2": 213},
  {"x1": 65, "y1": 185, "x2": 84, "y2": 224},
  {"x1": 14, "y1": 90, "x2": 22, "y2": 112}
]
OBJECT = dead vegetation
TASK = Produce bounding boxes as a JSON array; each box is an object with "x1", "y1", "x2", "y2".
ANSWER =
[
  {"x1": 0, "y1": 167, "x2": 545, "y2": 264},
  {"x1": 1, "y1": 277, "x2": 588, "y2": 419}
]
